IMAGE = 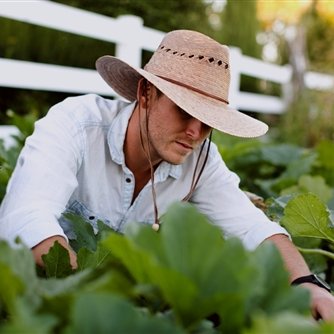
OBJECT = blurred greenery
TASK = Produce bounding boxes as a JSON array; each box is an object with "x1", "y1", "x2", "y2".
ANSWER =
[
  {"x1": 213, "y1": 131, "x2": 334, "y2": 201},
  {"x1": 0, "y1": 111, "x2": 37, "y2": 201},
  {"x1": 55, "y1": 0, "x2": 214, "y2": 35},
  {"x1": 277, "y1": 90, "x2": 334, "y2": 147},
  {"x1": 275, "y1": 1, "x2": 334, "y2": 146},
  {"x1": 301, "y1": 1, "x2": 334, "y2": 74}
]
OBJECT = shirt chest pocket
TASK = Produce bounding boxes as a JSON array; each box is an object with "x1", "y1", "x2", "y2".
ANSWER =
[{"x1": 58, "y1": 200, "x2": 113, "y2": 239}]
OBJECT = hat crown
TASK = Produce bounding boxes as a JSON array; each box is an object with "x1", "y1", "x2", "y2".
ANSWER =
[
  {"x1": 95, "y1": 29, "x2": 268, "y2": 138},
  {"x1": 144, "y1": 30, "x2": 230, "y2": 103}
]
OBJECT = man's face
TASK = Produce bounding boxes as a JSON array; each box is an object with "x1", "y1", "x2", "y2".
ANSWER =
[{"x1": 146, "y1": 91, "x2": 212, "y2": 165}]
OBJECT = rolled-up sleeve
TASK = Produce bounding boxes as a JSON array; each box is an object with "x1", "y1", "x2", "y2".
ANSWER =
[
  {"x1": 191, "y1": 144, "x2": 289, "y2": 250},
  {"x1": 0, "y1": 103, "x2": 84, "y2": 248}
]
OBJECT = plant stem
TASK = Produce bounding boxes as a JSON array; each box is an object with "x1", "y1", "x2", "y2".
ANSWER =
[{"x1": 297, "y1": 247, "x2": 334, "y2": 260}]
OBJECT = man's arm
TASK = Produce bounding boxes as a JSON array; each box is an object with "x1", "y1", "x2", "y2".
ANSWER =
[
  {"x1": 32, "y1": 236, "x2": 78, "y2": 269},
  {"x1": 0, "y1": 100, "x2": 84, "y2": 260},
  {"x1": 268, "y1": 234, "x2": 334, "y2": 321}
]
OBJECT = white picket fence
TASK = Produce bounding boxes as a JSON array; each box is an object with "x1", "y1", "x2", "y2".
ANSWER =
[{"x1": 0, "y1": 0, "x2": 333, "y2": 145}]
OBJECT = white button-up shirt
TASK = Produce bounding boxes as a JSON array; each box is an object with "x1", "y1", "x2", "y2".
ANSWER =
[{"x1": 0, "y1": 94, "x2": 288, "y2": 250}]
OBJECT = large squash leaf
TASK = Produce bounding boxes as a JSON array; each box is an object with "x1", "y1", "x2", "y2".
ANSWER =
[{"x1": 281, "y1": 193, "x2": 334, "y2": 242}]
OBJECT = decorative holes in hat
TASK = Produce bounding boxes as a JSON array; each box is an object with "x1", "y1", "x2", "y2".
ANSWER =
[{"x1": 158, "y1": 44, "x2": 229, "y2": 68}]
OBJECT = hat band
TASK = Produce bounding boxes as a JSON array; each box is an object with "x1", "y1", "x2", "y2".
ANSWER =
[{"x1": 156, "y1": 75, "x2": 229, "y2": 105}]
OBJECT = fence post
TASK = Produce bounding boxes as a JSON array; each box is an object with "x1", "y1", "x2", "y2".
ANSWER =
[
  {"x1": 114, "y1": 15, "x2": 144, "y2": 68},
  {"x1": 229, "y1": 47, "x2": 242, "y2": 109},
  {"x1": 282, "y1": 64, "x2": 293, "y2": 110}
]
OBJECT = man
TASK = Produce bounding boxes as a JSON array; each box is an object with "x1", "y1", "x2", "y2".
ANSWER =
[{"x1": 0, "y1": 30, "x2": 333, "y2": 320}]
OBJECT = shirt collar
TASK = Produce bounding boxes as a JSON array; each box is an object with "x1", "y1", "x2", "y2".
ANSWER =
[
  {"x1": 155, "y1": 161, "x2": 182, "y2": 181},
  {"x1": 108, "y1": 101, "x2": 182, "y2": 180},
  {"x1": 108, "y1": 101, "x2": 135, "y2": 165}
]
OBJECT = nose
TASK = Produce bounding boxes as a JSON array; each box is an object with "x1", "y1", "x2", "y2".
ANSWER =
[{"x1": 185, "y1": 118, "x2": 205, "y2": 140}]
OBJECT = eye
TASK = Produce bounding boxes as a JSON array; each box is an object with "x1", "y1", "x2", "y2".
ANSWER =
[{"x1": 177, "y1": 107, "x2": 192, "y2": 120}]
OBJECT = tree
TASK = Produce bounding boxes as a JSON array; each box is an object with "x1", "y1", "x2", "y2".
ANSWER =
[
  {"x1": 219, "y1": 0, "x2": 261, "y2": 58},
  {"x1": 219, "y1": 0, "x2": 262, "y2": 94},
  {"x1": 278, "y1": 0, "x2": 334, "y2": 146},
  {"x1": 301, "y1": 0, "x2": 334, "y2": 74},
  {"x1": 54, "y1": 0, "x2": 214, "y2": 35}
]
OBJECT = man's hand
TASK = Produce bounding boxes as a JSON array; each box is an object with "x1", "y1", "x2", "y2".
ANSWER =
[
  {"x1": 32, "y1": 235, "x2": 78, "y2": 269},
  {"x1": 266, "y1": 234, "x2": 334, "y2": 322},
  {"x1": 301, "y1": 283, "x2": 334, "y2": 321}
]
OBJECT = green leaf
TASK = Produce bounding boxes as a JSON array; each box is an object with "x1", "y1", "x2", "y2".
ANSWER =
[
  {"x1": 281, "y1": 193, "x2": 334, "y2": 242},
  {"x1": 281, "y1": 175, "x2": 333, "y2": 204},
  {"x1": 102, "y1": 202, "x2": 313, "y2": 331},
  {"x1": 102, "y1": 232, "x2": 158, "y2": 283},
  {"x1": 217, "y1": 139, "x2": 262, "y2": 166},
  {"x1": 316, "y1": 140, "x2": 334, "y2": 170},
  {"x1": 161, "y1": 203, "x2": 256, "y2": 293},
  {"x1": 76, "y1": 244, "x2": 111, "y2": 271},
  {"x1": 314, "y1": 141, "x2": 334, "y2": 187},
  {"x1": 106, "y1": 203, "x2": 260, "y2": 330},
  {"x1": 6, "y1": 109, "x2": 37, "y2": 138},
  {"x1": 160, "y1": 202, "x2": 224, "y2": 284},
  {"x1": 39, "y1": 270, "x2": 92, "y2": 298},
  {"x1": 0, "y1": 298, "x2": 58, "y2": 334},
  {"x1": 265, "y1": 195, "x2": 292, "y2": 221},
  {"x1": 244, "y1": 312, "x2": 321, "y2": 334},
  {"x1": 280, "y1": 154, "x2": 316, "y2": 180},
  {"x1": 36, "y1": 271, "x2": 93, "y2": 328},
  {"x1": 291, "y1": 237, "x2": 329, "y2": 273},
  {"x1": 0, "y1": 262, "x2": 24, "y2": 314},
  {"x1": 249, "y1": 243, "x2": 310, "y2": 315},
  {"x1": 63, "y1": 212, "x2": 97, "y2": 252},
  {"x1": 261, "y1": 144, "x2": 303, "y2": 166},
  {"x1": 321, "y1": 321, "x2": 334, "y2": 334},
  {"x1": 65, "y1": 293, "x2": 185, "y2": 334},
  {"x1": 96, "y1": 220, "x2": 114, "y2": 240},
  {"x1": 298, "y1": 175, "x2": 333, "y2": 204},
  {"x1": 0, "y1": 241, "x2": 40, "y2": 311},
  {"x1": 42, "y1": 241, "x2": 73, "y2": 278}
]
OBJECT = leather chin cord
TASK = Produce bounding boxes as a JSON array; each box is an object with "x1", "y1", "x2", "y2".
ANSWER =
[
  {"x1": 138, "y1": 80, "x2": 212, "y2": 231},
  {"x1": 181, "y1": 130, "x2": 212, "y2": 202}
]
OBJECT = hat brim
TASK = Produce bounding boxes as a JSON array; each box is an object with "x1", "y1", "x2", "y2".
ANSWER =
[{"x1": 96, "y1": 56, "x2": 268, "y2": 138}]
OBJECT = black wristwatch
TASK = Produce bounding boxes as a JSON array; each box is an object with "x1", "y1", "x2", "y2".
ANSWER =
[{"x1": 291, "y1": 274, "x2": 331, "y2": 293}]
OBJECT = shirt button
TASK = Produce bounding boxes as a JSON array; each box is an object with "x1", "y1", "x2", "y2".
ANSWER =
[{"x1": 125, "y1": 178, "x2": 131, "y2": 183}]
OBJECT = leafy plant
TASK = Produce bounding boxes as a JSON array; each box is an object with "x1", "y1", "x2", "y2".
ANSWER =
[
  {"x1": 0, "y1": 110, "x2": 37, "y2": 201},
  {"x1": 273, "y1": 192, "x2": 334, "y2": 284},
  {"x1": 1, "y1": 114, "x2": 334, "y2": 332},
  {"x1": 213, "y1": 133, "x2": 334, "y2": 206},
  {"x1": 2, "y1": 203, "x2": 329, "y2": 333}
]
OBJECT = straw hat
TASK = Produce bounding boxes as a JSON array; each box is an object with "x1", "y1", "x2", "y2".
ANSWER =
[{"x1": 96, "y1": 30, "x2": 268, "y2": 138}]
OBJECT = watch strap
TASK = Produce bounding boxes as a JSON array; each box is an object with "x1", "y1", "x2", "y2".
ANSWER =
[{"x1": 291, "y1": 274, "x2": 331, "y2": 292}]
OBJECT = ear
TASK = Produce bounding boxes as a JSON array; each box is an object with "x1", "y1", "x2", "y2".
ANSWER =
[{"x1": 136, "y1": 78, "x2": 149, "y2": 108}]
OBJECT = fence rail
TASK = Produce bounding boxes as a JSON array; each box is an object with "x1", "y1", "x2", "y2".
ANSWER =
[
  {"x1": 0, "y1": 0, "x2": 333, "y2": 146},
  {"x1": 0, "y1": 58, "x2": 114, "y2": 96}
]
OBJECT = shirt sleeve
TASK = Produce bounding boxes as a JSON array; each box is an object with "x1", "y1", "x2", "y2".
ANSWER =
[
  {"x1": 191, "y1": 143, "x2": 290, "y2": 250},
  {"x1": 0, "y1": 101, "x2": 84, "y2": 248}
]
